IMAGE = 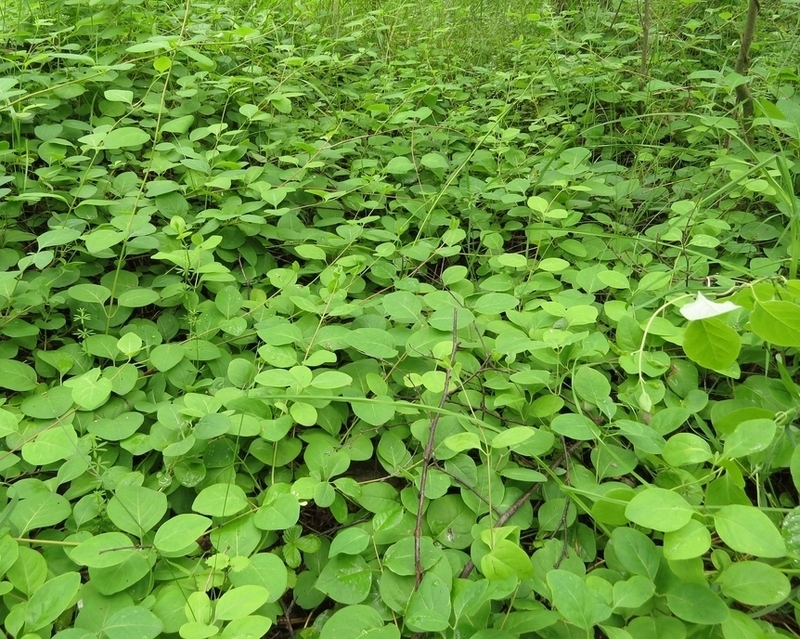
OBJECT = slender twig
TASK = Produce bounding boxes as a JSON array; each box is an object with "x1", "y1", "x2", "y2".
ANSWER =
[
  {"x1": 638, "y1": 0, "x2": 651, "y2": 91},
  {"x1": 735, "y1": 0, "x2": 760, "y2": 144},
  {"x1": 459, "y1": 439, "x2": 584, "y2": 579},
  {"x1": 434, "y1": 464, "x2": 503, "y2": 518},
  {"x1": 554, "y1": 437, "x2": 572, "y2": 569},
  {"x1": 414, "y1": 308, "x2": 460, "y2": 589},
  {"x1": 283, "y1": 597, "x2": 296, "y2": 639}
]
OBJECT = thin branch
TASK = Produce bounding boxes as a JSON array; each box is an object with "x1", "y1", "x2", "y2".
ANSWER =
[
  {"x1": 282, "y1": 597, "x2": 296, "y2": 639},
  {"x1": 434, "y1": 464, "x2": 503, "y2": 518},
  {"x1": 554, "y1": 437, "x2": 573, "y2": 569},
  {"x1": 459, "y1": 439, "x2": 584, "y2": 580},
  {"x1": 735, "y1": 0, "x2": 760, "y2": 144},
  {"x1": 638, "y1": 0, "x2": 651, "y2": 91},
  {"x1": 414, "y1": 308, "x2": 460, "y2": 589}
]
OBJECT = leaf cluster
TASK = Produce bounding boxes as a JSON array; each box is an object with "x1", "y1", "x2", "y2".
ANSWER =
[{"x1": 0, "y1": 0, "x2": 799, "y2": 638}]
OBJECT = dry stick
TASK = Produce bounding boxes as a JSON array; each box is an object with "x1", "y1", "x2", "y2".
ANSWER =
[
  {"x1": 735, "y1": 0, "x2": 760, "y2": 145},
  {"x1": 638, "y1": 0, "x2": 651, "y2": 92},
  {"x1": 459, "y1": 439, "x2": 585, "y2": 580},
  {"x1": 282, "y1": 597, "x2": 296, "y2": 639},
  {"x1": 414, "y1": 308, "x2": 460, "y2": 589},
  {"x1": 553, "y1": 436, "x2": 573, "y2": 569}
]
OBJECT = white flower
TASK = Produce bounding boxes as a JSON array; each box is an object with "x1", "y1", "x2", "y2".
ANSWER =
[{"x1": 679, "y1": 293, "x2": 741, "y2": 321}]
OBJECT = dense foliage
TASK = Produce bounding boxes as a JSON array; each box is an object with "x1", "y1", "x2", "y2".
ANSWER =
[{"x1": 1, "y1": 0, "x2": 800, "y2": 637}]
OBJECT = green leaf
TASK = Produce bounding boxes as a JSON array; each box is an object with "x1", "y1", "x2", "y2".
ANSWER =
[
  {"x1": 149, "y1": 344, "x2": 185, "y2": 372},
  {"x1": 722, "y1": 419, "x2": 776, "y2": 459},
  {"x1": 662, "y1": 433, "x2": 713, "y2": 466},
  {"x1": 612, "y1": 575, "x2": 655, "y2": 610},
  {"x1": 254, "y1": 493, "x2": 299, "y2": 531},
  {"x1": 0, "y1": 360, "x2": 38, "y2": 391},
  {"x1": 481, "y1": 539, "x2": 534, "y2": 580},
  {"x1": 7, "y1": 546, "x2": 46, "y2": 596},
  {"x1": 84, "y1": 229, "x2": 125, "y2": 254},
  {"x1": 154, "y1": 514, "x2": 211, "y2": 554},
  {"x1": 11, "y1": 491, "x2": 71, "y2": 535},
  {"x1": 22, "y1": 425, "x2": 78, "y2": 465},
  {"x1": 383, "y1": 537, "x2": 442, "y2": 576},
  {"x1": 315, "y1": 554, "x2": 372, "y2": 605},
  {"x1": 625, "y1": 487, "x2": 694, "y2": 532},
  {"x1": 25, "y1": 571, "x2": 81, "y2": 632},
  {"x1": 550, "y1": 413, "x2": 599, "y2": 440},
  {"x1": 71, "y1": 532, "x2": 139, "y2": 568},
  {"x1": 38, "y1": 227, "x2": 82, "y2": 249},
  {"x1": 663, "y1": 519, "x2": 712, "y2": 560},
  {"x1": 721, "y1": 610, "x2": 770, "y2": 639},
  {"x1": 546, "y1": 570, "x2": 612, "y2": 630},
  {"x1": 290, "y1": 401, "x2": 317, "y2": 426},
  {"x1": 253, "y1": 369, "x2": 292, "y2": 387},
  {"x1": 405, "y1": 571, "x2": 451, "y2": 632},
  {"x1": 104, "y1": 606, "x2": 163, "y2": 639},
  {"x1": 219, "y1": 615, "x2": 273, "y2": 639},
  {"x1": 215, "y1": 286, "x2": 243, "y2": 318},
  {"x1": 107, "y1": 486, "x2": 168, "y2": 537},
  {"x1": 682, "y1": 317, "x2": 741, "y2": 370},
  {"x1": 444, "y1": 432, "x2": 481, "y2": 452},
  {"x1": 717, "y1": 561, "x2": 790, "y2": 605},
  {"x1": 311, "y1": 371, "x2": 353, "y2": 389},
  {"x1": 420, "y1": 152, "x2": 449, "y2": 170},
  {"x1": 665, "y1": 583, "x2": 729, "y2": 625},
  {"x1": 472, "y1": 293, "x2": 519, "y2": 314},
  {"x1": 750, "y1": 301, "x2": 800, "y2": 347},
  {"x1": 573, "y1": 366, "x2": 612, "y2": 404},
  {"x1": 69, "y1": 368, "x2": 113, "y2": 410},
  {"x1": 344, "y1": 328, "x2": 398, "y2": 359},
  {"x1": 89, "y1": 551, "x2": 150, "y2": 595},
  {"x1": 117, "y1": 288, "x2": 160, "y2": 308},
  {"x1": 611, "y1": 527, "x2": 660, "y2": 580},
  {"x1": 320, "y1": 605, "x2": 385, "y2": 639},
  {"x1": 295, "y1": 244, "x2": 327, "y2": 260},
  {"x1": 228, "y1": 553, "x2": 288, "y2": 602},
  {"x1": 329, "y1": 528, "x2": 371, "y2": 557},
  {"x1": 384, "y1": 156, "x2": 415, "y2": 174},
  {"x1": 68, "y1": 283, "x2": 112, "y2": 305},
  {"x1": 792, "y1": 446, "x2": 800, "y2": 495},
  {"x1": 491, "y1": 426, "x2": 538, "y2": 450},
  {"x1": 0, "y1": 408, "x2": 19, "y2": 436},
  {"x1": 104, "y1": 89, "x2": 134, "y2": 104},
  {"x1": 192, "y1": 483, "x2": 248, "y2": 517},
  {"x1": 214, "y1": 585, "x2": 270, "y2": 621},
  {"x1": 714, "y1": 505, "x2": 786, "y2": 557},
  {"x1": 383, "y1": 291, "x2": 424, "y2": 323},
  {"x1": 103, "y1": 127, "x2": 151, "y2": 149},
  {"x1": 351, "y1": 396, "x2": 395, "y2": 426}
]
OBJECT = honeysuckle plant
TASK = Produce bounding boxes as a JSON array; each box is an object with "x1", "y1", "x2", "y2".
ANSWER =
[{"x1": 0, "y1": 0, "x2": 799, "y2": 638}]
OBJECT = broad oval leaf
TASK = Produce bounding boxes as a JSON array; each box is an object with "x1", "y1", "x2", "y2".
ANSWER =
[
  {"x1": 750, "y1": 300, "x2": 800, "y2": 347},
  {"x1": 25, "y1": 571, "x2": 81, "y2": 632},
  {"x1": 0, "y1": 360, "x2": 38, "y2": 392},
  {"x1": 665, "y1": 583, "x2": 729, "y2": 625},
  {"x1": 717, "y1": 560, "x2": 790, "y2": 605},
  {"x1": 154, "y1": 514, "x2": 212, "y2": 553},
  {"x1": 192, "y1": 483, "x2": 249, "y2": 517},
  {"x1": 714, "y1": 505, "x2": 786, "y2": 557},
  {"x1": 682, "y1": 317, "x2": 741, "y2": 370},
  {"x1": 625, "y1": 487, "x2": 694, "y2": 532}
]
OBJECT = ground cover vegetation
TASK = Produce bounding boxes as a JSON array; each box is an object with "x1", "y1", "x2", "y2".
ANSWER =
[{"x1": 0, "y1": 0, "x2": 799, "y2": 636}]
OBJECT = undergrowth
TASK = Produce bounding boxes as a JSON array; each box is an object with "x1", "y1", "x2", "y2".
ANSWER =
[{"x1": 0, "y1": 0, "x2": 800, "y2": 638}]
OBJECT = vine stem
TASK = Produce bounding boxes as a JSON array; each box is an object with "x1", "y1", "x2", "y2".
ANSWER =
[
  {"x1": 459, "y1": 439, "x2": 585, "y2": 580},
  {"x1": 414, "y1": 308, "x2": 460, "y2": 589}
]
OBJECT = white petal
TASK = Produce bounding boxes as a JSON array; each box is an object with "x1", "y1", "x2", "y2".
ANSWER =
[{"x1": 680, "y1": 293, "x2": 741, "y2": 321}]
